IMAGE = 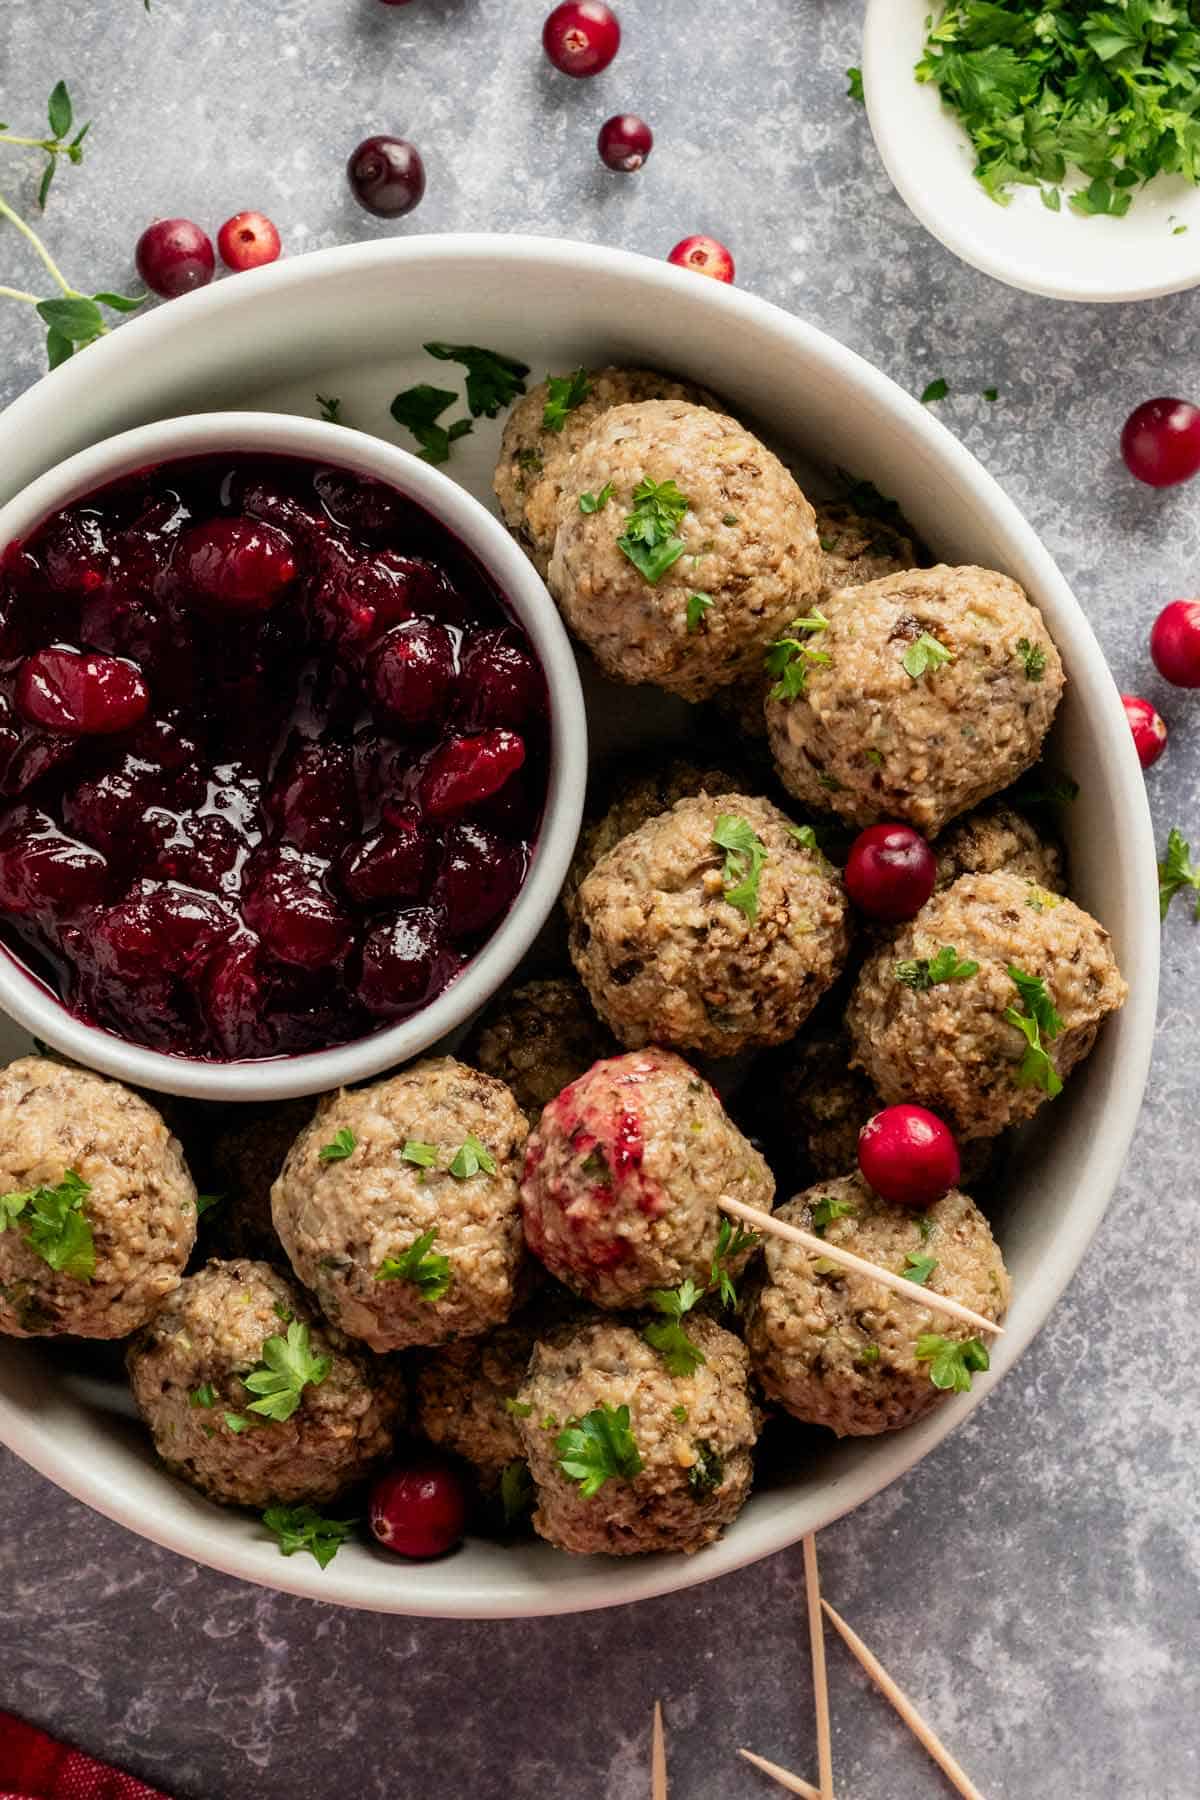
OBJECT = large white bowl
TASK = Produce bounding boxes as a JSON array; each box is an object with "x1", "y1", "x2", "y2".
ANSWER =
[
  {"x1": 0, "y1": 235, "x2": 1159, "y2": 1617},
  {"x1": 0, "y1": 411, "x2": 588, "y2": 1103}
]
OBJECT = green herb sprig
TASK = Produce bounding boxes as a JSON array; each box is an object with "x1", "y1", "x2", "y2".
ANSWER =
[
  {"x1": 1159, "y1": 827, "x2": 1200, "y2": 921},
  {"x1": 262, "y1": 1504, "x2": 356, "y2": 1570},
  {"x1": 542, "y1": 366, "x2": 590, "y2": 431},
  {"x1": 764, "y1": 612, "x2": 831, "y2": 700},
  {"x1": 376, "y1": 1227, "x2": 453, "y2": 1300},
  {"x1": 902, "y1": 632, "x2": 954, "y2": 680},
  {"x1": 389, "y1": 384, "x2": 474, "y2": 464},
  {"x1": 712, "y1": 814, "x2": 768, "y2": 921},
  {"x1": 241, "y1": 1321, "x2": 332, "y2": 1423},
  {"x1": 555, "y1": 1403, "x2": 643, "y2": 1498},
  {"x1": 424, "y1": 341, "x2": 530, "y2": 417},
  {"x1": 1004, "y1": 965, "x2": 1064, "y2": 1097},
  {"x1": 0, "y1": 82, "x2": 90, "y2": 210},
  {"x1": 319, "y1": 1128, "x2": 357, "y2": 1163},
  {"x1": 915, "y1": 1333, "x2": 990, "y2": 1392},
  {"x1": 894, "y1": 945, "x2": 980, "y2": 990},
  {"x1": 0, "y1": 1169, "x2": 94, "y2": 1281},
  {"x1": 616, "y1": 476, "x2": 691, "y2": 584}
]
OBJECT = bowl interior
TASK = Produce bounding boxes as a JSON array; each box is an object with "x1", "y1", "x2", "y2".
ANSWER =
[{"x1": 0, "y1": 236, "x2": 1159, "y2": 1616}]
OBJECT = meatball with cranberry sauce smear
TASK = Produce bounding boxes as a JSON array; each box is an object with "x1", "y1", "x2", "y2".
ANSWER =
[
  {"x1": 271, "y1": 1057, "x2": 529, "y2": 1353},
  {"x1": 462, "y1": 975, "x2": 615, "y2": 1126},
  {"x1": 520, "y1": 1047, "x2": 773, "y2": 1310}
]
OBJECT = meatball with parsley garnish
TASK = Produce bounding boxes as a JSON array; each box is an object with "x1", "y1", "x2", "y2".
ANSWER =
[
  {"x1": 934, "y1": 797, "x2": 1066, "y2": 896},
  {"x1": 520, "y1": 1046, "x2": 773, "y2": 1310},
  {"x1": 0, "y1": 1056, "x2": 196, "y2": 1340},
  {"x1": 516, "y1": 1314, "x2": 760, "y2": 1556},
  {"x1": 461, "y1": 976, "x2": 615, "y2": 1126},
  {"x1": 569, "y1": 792, "x2": 850, "y2": 1058},
  {"x1": 547, "y1": 399, "x2": 822, "y2": 702},
  {"x1": 271, "y1": 1057, "x2": 530, "y2": 1353},
  {"x1": 742, "y1": 1175, "x2": 1009, "y2": 1438},
  {"x1": 765, "y1": 564, "x2": 1065, "y2": 836},
  {"x1": 493, "y1": 366, "x2": 719, "y2": 577},
  {"x1": 127, "y1": 1258, "x2": 404, "y2": 1509},
  {"x1": 413, "y1": 1314, "x2": 541, "y2": 1503},
  {"x1": 847, "y1": 870, "x2": 1127, "y2": 1141}
]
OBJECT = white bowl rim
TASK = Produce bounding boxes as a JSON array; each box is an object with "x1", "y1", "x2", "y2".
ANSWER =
[
  {"x1": 0, "y1": 232, "x2": 1161, "y2": 1616},
  {"x1": 0, "y1": 410, "x2": 589, "y2": 1103}
]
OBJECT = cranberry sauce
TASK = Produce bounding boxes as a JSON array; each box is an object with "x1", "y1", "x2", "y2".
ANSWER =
[{"x1": 0, "y1": 454, "x2": 550, "y2": 1061}]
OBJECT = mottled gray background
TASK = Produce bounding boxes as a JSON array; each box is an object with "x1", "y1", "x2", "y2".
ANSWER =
[{"x1": 1, "y1": 2, "x2": 1197, "y2": 1796}]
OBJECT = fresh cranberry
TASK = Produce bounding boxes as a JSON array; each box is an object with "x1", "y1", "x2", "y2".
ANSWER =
[
  {"x1": 598, "y1": 113, "x2": 652, "y2": 171},
  {"x1": 858, "y1": 1105, "x2": 961, "y2": 1210},
  {"x1": 368, "y1": 1457, "x2": 468, "y2": 1559},
  {"x1": 542, "y1": 2, "x2": 620, "y2": 76},
  {"x1": 200, "y1": 935, "x2": 270, "y2": 1058},
  {"x1": 435, "y1": 822, "x2": 526, "y2": 938},
  {"x1": 1121, "y1": 397, "x2": 1200, "y2": 487},
  {"x1": 1121, "y1": 694, "x2": 1168, "y2": 769},
  {"x1": 135, "y1": 219, "x2": 216, "y2": 299},
  {"x1": 216, "y1": 211, "x2": 282, "y2": 272},
  {"x1": 844, "y1": 823, "x2": 936, "y2": 922},
  {"x1": 458, "y1": 629, "x2": 544, "y2": 729},
  {"x1": 314, "y1": 550, "x2": 433, "y2": 647},
  {"x1": 368, "y1": 620, "x2": 457, "y2": 731},
  {"x1": 346, "y1": 136, "x2": 426, "y2": 217},
  {"x1": 178, "y1": 518, "x2": 298, "y2": 612},
  {"x1": 266, "y1": 740, "x2": 358, "y2": 856},
  {"x1": 78, "y1": 589, "x2": 171, "y2": 672},
  {"x1": 16, "y1": 648, "x2": 150, "y2": 736},
  {"x1": 357, "y1": 906, "x2": 461, "y2": 1016},
  {"x1": 1150, "y1": 599, "x2": 1200, "y2": 687},
  {"x1": 340, "y1": 826, "x2": 432, "y2": 905},
  {"x1": 39, "y1": 511, "x2": 111, "y2": 593},
  {"x1": 235, "y1": 478, "x2": 329, "y2": 546},
  {"x1": 243, "y1": 855, "x2": 353, "y2": 971},
  {"x1": 667, "y1": 235, "x2": 735, "y2": 283},
  {"x1": 417, "y1": 730, "x2": 526, "y2": 819},
  {"x1": 0, "y1": 728, "x2": 79, "y2": 797},
  {"x1": 91, "y1": 886, "x2": 235, "y2": 981},
  {"x1": 62, "y1": 765, "x2": 165, "y2": 859},
  {"x1": 0, "y1": 808, "x2": 110, "y2": 916}
]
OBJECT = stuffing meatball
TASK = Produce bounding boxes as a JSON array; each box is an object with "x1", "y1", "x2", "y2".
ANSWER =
[
  {"x1": 0, "y1": 1057, "x2": 196, "y2": 1339},
  {"x1": 815, "y1": 501, "x2": 919, "y2": 595},
  {"x1": 202, "y1": 1100, "x2": 315, "y2": 1262},
  {"x1": 547, "y1": 400, "x2": 822, "y2": 702},
  {"x1": 934, "y1": 798, "x2": 1065, "y2": 895},
  {"x1": 461, "y1": 977, "x2": 615, "y2": 1125},
  {"x1": 271, "y1": 1057, "x2": 529, "y2": 1352},
  {"x1": 520, "y1": 1047, "x2": 773, "y2": 1309},
  {"x1": 413, "y1": 1316, "x2": 539, "y2": 1493},
  {"x1": 517, "y1": 1314, "x2": 760, "y2": 1555},
  {"x1": 847, "y1": 870, "x2": 1127, "y2": 1140},
  {"x1": 494, "y1": 366, "x2": 718, "y2": 577},
  {"x1": 765, "y1": 565, "x2": 1065, "y2": 835},
  {"x1": 127, "y1": 1258, "x2": 404, "y2": 1507},
  {"x1": 570, "y1": 792, "x2": 851, "y2": 1057},
  {"x1": 742, "y1": 1176, "x2": 1009, "y2": 1437}
]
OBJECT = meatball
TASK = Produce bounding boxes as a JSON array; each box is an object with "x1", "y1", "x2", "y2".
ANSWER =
[
  {"x1": 934, "y1": 798, "x2": 1065, "y2": 895},
  {"x1": 203, "y1": 1100, "x2": 315, "y2": 1262},
  {"x1": 742, "y1": 1176, "x2": 1009, "y2": 1437},
  {"x1": 461, "y1": 977, "x2": 615, "y2": 1125},
  {"x1": 520, "y1": 1047, "x2": 773, "y2": 1309},
  {"x1": 570, "y1": 792, "x2": 851, "y2": 1058},
  {"x1": 0, "y1": 1057, "x2": 196, "y2": 1339},
  {"x1": 271, "y1": 1057, "x2": 529, "y2": 1352},
  {"x1": 562, "y1": 756, "x2": 747, "y2": 923},
  {"x1": 517, "y1": 1315, "x2": 760, "y2": 1555},
  {"x1": 547, "y1": 400, "x2": 821, "y2": 702},
  {"x1": 765, "y1": 565, "x2": 1065, "y2": 835},
  {"x1": 413, "y1": 1316, "x2": 538, "y2": 1493},
  {"x1": 494, "y1": 366, "x2": 718, "y2": 577},
  {"x1": 127, "y1": 1258, "x2": 404, "y2": 1508},
  {"x1": 847, "y1": 870, "x2": 1127, "y2": 1140}
]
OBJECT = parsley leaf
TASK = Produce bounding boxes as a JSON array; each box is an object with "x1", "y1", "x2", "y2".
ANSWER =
[
  {"x1": 1016, "y1": 637, "x2": 1047, "y2": 680},
  {"x1": 1159, "y1": 827, "x2": 1200, "y2": 921},
  {"x1": 390, "y1": 384, "x2": 474, "y2": 464},
  {"x1": 712, "y1": 813, "x2": 768, "y2": 921},
  {"x1": 710, "y1": 1217, "x2": 760, "y2": 1308},
  {"x1": 262, "y1": 1504, "x2": 356, "y2": 1570},
  {"x1": 642, "y1": 1280, "x2": 707, "y2": 1375},
  {"x1": 423, "y1": 341, "x2": 530, "y2": 418},
  {"x1": 315, "y1": 394, "x2": 343, "y2": 424},
  {"x1": 0, "y1": 1169, "x2": 95, "y2": 1281},
  {"x1": 983, "y1": 386, "x2": 999, "y2": 402},
  {"x1": 921, "y1": 377, "x2": 949, "y2": 404},
  {"x1": 902, "y1": 632, "x2": 954, "y2": 680},
  {"x1": 504, "y1": 1396, "x2": 533, "y2": 1418},
  {"x1": 1003, "y1": 964, "x2": 1064, "y2": 1098},
  {"x1": 687, "y1": 1440, "x2": 724, "y2": 1499},
  {"x1": 811, "y1": 1193, "x2": 857, "y2": 1235},
  {"x1": 846, "y1": 65, "x2": 865, "y2": 103},
  {"x1": 903, "y1": 1252, "x2": 938, "y2": 1287},
  {"x1": 556, "y1": 1403, "x2": 643, "y2": 1498},
  {"x1": 402, "y1": 1139, "x2": 439, "y2": 1169},
  {"x1": 894, "y1": 945, "x2": 980, "y2": 990},
  {"x1": 915, "y1": 1334, "x2": 990, "y2": 1393},
  {"x1": 318, "y1": 1128, "x2": 356, "y2": 1163},
  {"x1": 195, "y1": 1192, "x2": 225, "y2": 1218},
  {"x1": 449, "y1": 1135, "x2": 497, "y2": 1179},
  {"x1": 542, "y1": 366, "x2": 591, "y2": 431},
  {"x1": 376, "y1": 1227, "x2": 453, "y2": 1300},
  {"x1": 500, "y1": 1458, "x2": 534, "y2": 1525},
  {"x1": 224, "y1": 1412, "x2": 251, "y2": 1434},
  {"x1": 764, "y1": 612, "x2": 831, "y2": 700},
  {"x1": 616, "y1": 477, "x2": 691, "y2": 584},
  {"x1": 242, "y1": 1320, "x2": 333, "y2": 1423},
  {"x1": 686, "y1": 592, "x2": 713, "y2": 633},
  {"x1": 190, "y1": 1383, "x2": 217, "y2": 1409},
  {"x1": 579, "y1": 482, "x2": 614, "y2": 513},
  {"x1": 859, "y1": 1343, "x2": 881, "y2": 1365}
]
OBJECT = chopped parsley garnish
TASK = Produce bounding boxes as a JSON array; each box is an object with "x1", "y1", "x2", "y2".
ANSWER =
[
  {"x1": 1004, "y1": 965, "x2": 1064, "y2": 1097},
  {"x1": 1159, "y1": 827, "x2": 1200, "y2": 921},
  {"x1": 504, "y1": 1396, "x2": 533, "y2": 1418},
  {"x1": 902, "y1": 632, "x2": 954, "y2": 680},
  {"x1": 1016, "y1": 637, "x2": 1047, "y2": 680},
  {"x1": 1025, "y1": 883, "x2": 1062, "y2": 913},
  {"x1": 273, "y1": 1302, "x2": 293, "y2": 1323},
  {"x1": 318, "y1": 1128, "x2": 356, "y2": 1164},
  {"x1": 686, "y1": 592, "x2": 713, "y2": 633},
  {"x1": 921, "y1": 377, "x2": 949, "y2": 404},
  {"x1": 402, "y1": 1139, "x2": 439, "y2": 1169},
  {"x1": 616, "y1": 477, "x2": 691, "y2": 584},
  {"x1": 671, "y1": 1403, "x2": 689, "y2": 1422},
  {"x1": 262, "y1": 1503, "x2": 356, "y2": 1570},
  {"x1": 389, "y1": 384, "x2": 474, "y2": 464},
  {"x1": 315, "y1": 393, "x2": 342, "y2": 424},
  {"x1": 376, "y1": 1227, "x2": 453, "y2": 1300},
  {"x1": 811, "y1": 1193, "x2": 857, "y2": 1235},
  {"x1": 0, "y1": 1169, "x2": 94, "y2": 1281},
  {"x1": 915, "y1": 1333, "x2": 990, "y2": 1393},
  {"x1": 500, "y1": 1459, "x2": 534, "y2": 1525},
  {"x1": 710, "y1": 1217, "x2": 760, "y2": 1307},
  {"x1": 449, "y1": 1135, "x2": 497, "y2": 1179},
  {"x1": 242, "y1": 1321, "x2": 332, "y2": 1423},
  {"x1": 555, "y1": 1403, "x2": 643, "y2": 1498},
  {"x1": 894, "y1": 945, "x2": 980, "y2": 990},
  {"x1": 903, "y1": 1252, "x2": 938, "y2": 1287},
  {"x1": 224, "y1": 1412, "x2": 251, "y2": 1434},
  {"x1": 917, "y1": 1214, "x2": 934, "y2": 1243},
  {"x1": 786, "y1": 823, "x2": 820, "y2": 852},
  {"x1": 190, "y1": 1383, "x2": 217, "y2": 1409},
  {"x1": 846, "y1": 65, "x2": 865, "y2": 103},
  {"x1": 541, "y1": 366, "x2": 591, "y2": 431},
  {"x1": 712, "y1": 813, "x2": 768, "y2": 921},
  {"x1": 643, "y1": 1279, "x2": 706, "y2": 1376},
  {"x1": 423, "y1": 341, "x2": 530, "y2": 417},
  {"x1": 859, "y1": 1343, "x2": 881, "y2": 1366},
  {"x1": 687, "y1": 1441, "x2": 724, "y2": 1499},
  {"x1": 764, "y1": 612, "x2": 831, "y2": 700},
  {"x1": 579, "y1": 482, "x2": 614, "y2": 513},
  {"x1": 983, "y1": 386, "x2": 999, "y2": 402},
  {"x1": 517, "y1": 446, "x2": 543, "y2": 473},
  {"x1": 195, "y1": 1192, "x2": 225, "y2": 1218}
]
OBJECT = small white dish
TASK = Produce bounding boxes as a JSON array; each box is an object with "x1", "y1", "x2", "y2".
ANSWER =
[
  {"x1": 0, "y1": 411, "x2": 589, "y2": 1104},
  {"x1": 863, "y1": 0, "x2": 1200, "y2": 302}
]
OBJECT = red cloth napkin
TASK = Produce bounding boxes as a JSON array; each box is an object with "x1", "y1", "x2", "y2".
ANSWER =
[{"x1": 0, "y1": 1713, "x2": 173, "y2": 1800}]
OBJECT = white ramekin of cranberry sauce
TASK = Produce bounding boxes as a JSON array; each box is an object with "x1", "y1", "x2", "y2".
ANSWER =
[{"x1": 0, "y1": 413, "x2": 587, "y2": 1101}]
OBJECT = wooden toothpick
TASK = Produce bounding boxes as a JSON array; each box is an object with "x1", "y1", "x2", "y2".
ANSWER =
[
  {"x1": 718, "y1": 1195, "x2": 1003, "y2": 1338},
  {"x1": 737, "y1": 1748, "x2": 823, "y2": 1799},
  {"x1": 802, "y1": 1536, "x2": 834, "y2": 1800},
  {"x1": 652, "y1": 1699, "x2": 668, "y2": 1800}
]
